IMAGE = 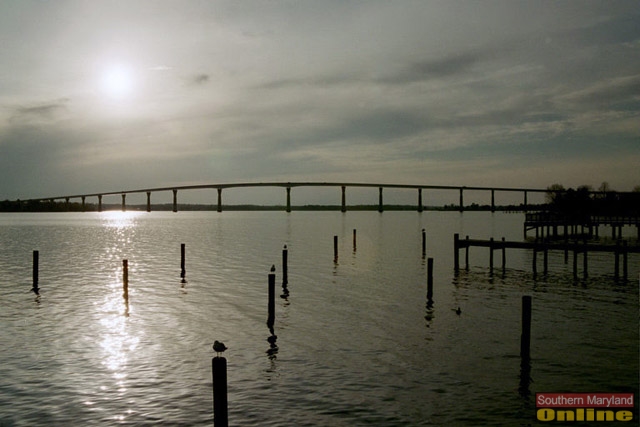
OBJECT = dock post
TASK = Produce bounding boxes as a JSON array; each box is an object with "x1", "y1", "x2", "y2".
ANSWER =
[
  {"x1": 378, "y1": 187, "x2": 383, "y2": 213},
  {"x1": 422, "y1": 229, "x2": 426, "y2": 257},
  {"x1": 543, "y1": 242, "x2": 548, "y2": 275},
  {"x1": 146, "y1": 192, "x2": 151, "y2": 212},
  {"x1": 418, "y1": 188, "x2": 423, "y2": 212},
  {"x1": 121, "y1": 194, "x2": 126, "y2": 212},
  {"x1": 267, "y1": 265, "x2": 275, "y2": 332},
  {"x1": 453, "y1": 233, "x2": 460, "y2": 272},
  {"x1": 501, "y1": 237, "x2": 506, "y2": 273},
  {"x1": 489, "y1": 237, "x2": 494, "y2": 274},
  {"x1": 532, "y1": 243, "x2": 537, "y2": 276},
  {"x1": 282, "y1": 245, "x2": 288, "y2": 285},
  {"x1": 81, "y1": 196, "x2": 86, "y2": 212},
  {"x1": 123, "y1": 259, "x2": 129, "y2": 304},
  {"x1": 459, "y1": 188, "x2": 464, "y2": 212},
  {"x1": 572, "y1": 245, "x2": 578, "y2": 279},
  {"x1": 520, "y1": 296, "x2": 532, "y2": 361},
  {"x1": 212, "y1": 356, "x2": 229, "y2": 427},
  {"x1": 334, "y1": 235, "x2": 338, "y2": 262},
  {"x1": 341, "y1": 186, "x2": 346, "y2": 212},
  {"x1": 523, "y1": 191, "x2": 528, "y2": 212},
  {"x1": 98, "y1": 195, "x2": 103, "y2": 212},
  {"x1": 427, "y1": 257, "x2": 434, "y2": 302},
  {"x1": 32, "y1": 250, "x2": 39, "y2": 294},
  {"x1": 217, "y1": 188, "x2": 222, "y2": 213},
  {"x1": 353, "y1": 229, "x2": 357, "y2": 252},
  {"x1": 180, "y1": 243, "x2": 186, "y2": 282}
]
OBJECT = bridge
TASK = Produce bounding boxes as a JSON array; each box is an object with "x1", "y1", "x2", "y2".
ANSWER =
[{"x1": 20, "y1": 182, "x2": 552, "y2": 213}]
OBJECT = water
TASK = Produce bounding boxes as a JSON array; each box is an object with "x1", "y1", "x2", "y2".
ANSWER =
[{"x1": 0, "y1": 211, "x2": 637, "y2": 426}]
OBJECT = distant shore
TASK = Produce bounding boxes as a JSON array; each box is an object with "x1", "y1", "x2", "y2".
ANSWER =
[{"x1": 0, "y1": 201, "x2": 536, "y2": 213}]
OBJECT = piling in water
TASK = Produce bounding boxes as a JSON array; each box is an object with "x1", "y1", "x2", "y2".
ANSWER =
[
  {"x1": 32, "y1": 250, "x2": 39, "y2": 295},
  {"x1": 212, "y1": 357, "x2": 228, "y2": 427},
  {"x1": 267, "y1": 265, "x2": 275, "y2": 334},
  {"x1": 334, "y1": 235, "x2": 338, "y2": 262},
  {"x1": 282, "y1": 245, "x2": 288, "y2": 285},
  {"x1": 353, "y1": 229, "x2": 357, "y2": 252},
  {"x1": 453, "y1": 233, "x2": 460, "y2": 272},
  {"x1": 180, "y1": 243, "x2": 186, "y2": 282},
  {"x1": 422, "y1": 229, "x2": 426, "y2": 257},
  {"x1": 123, "y1": 259, "x2": 129, "y2": 302}
]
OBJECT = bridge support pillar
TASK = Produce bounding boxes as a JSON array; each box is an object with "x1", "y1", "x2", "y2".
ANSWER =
[
  {"x1": 459, "y1": 188, "x2": 464, "y2": 212},
  {"x1": 286, "y1": 187, "x2": 291, "y2": 213},
  {"x1": 98, "y1": 195, "x2": 102, "y2": 212},
  {"x1": 173, "y1": 189, "x2": 178, "y2": 213},
  {"x1": 491, "y1": 189, "x2": 495, "y2": 212},
  {"x1": 81, "y1": 196, "x2": 86, "y2": 212},
  {"x1": 378, "y1": 187, "x2": 383, "y2": 213},
  {"x1": 341, "y1": 186, "x2": 346, "y2": 212},
  {"x1": 217, "y1": 188, "x2": 222, "y2": 212},
  {"x1": 418, "y1": 188, "x2": 423, "y2": 212},
  {"x1": 121, "y1": 194, "x2": 126, "y2": 212},
  {"x1": 146, "y1": 192, "x2": 151, "y2": 212}
]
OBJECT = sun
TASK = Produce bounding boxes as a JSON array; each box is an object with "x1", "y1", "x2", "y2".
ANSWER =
[{"x1": 101, "y1": 64, "x2": 135, "y2": 99}]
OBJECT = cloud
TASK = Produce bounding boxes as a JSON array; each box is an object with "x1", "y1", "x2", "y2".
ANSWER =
[
  {"x1": 8, "y1": 99, "x2": 69, "y2": 123},
  {"x1": 187, "y1": 74, "x2": 210, "y2": 86}
]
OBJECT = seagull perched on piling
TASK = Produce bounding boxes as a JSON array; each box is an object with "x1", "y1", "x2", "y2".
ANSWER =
[{"x1": 213, "y1": 340, "x2": 228, "y2": 356}]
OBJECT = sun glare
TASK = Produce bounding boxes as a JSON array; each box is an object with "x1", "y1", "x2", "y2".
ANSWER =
[{"x1": 101, "y1": 64, "x2": 135, "y2": 99}]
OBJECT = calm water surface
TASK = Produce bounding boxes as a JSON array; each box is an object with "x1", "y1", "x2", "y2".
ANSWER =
[{"x1": 0, "y1": 211, "x2": 637, "y2": 426}]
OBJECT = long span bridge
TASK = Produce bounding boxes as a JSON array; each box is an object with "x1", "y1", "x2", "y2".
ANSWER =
[{"x1": 20, "y1": 182, "x2": 551, "y2": 213}]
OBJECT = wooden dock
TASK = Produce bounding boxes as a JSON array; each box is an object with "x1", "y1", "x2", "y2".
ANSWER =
[
  {"x1": 524, "y1": 212, "x2": 640, "y2": 240},
  {"x1": 454, "y1": 233, "x2": 637, "y2": 279}
]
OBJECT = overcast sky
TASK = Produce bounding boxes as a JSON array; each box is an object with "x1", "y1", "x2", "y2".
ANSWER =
[{"x1": 1, "y1": 1, "x2": 639, "y2": 203}]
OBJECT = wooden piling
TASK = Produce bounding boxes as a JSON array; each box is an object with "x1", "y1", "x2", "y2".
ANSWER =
[
  {"x1": 32, "y1": 250, "x2": 39, "y2": 294},
  {"x1": 454, "y1": 233, "x2": 460, "y2": 272},
  {"x1": 180, "y1": 243, "x2": 186, "y2": 282},
  {"x1": 427, "y1": 257, "x2": 434, "y2": 302},
  {"x1": 282, "y1": 245, "x2": 288, "y2": 285},
  {"x1": 572, "y1": 246, "x2": 578, "y2": 279},
  {"x1": 465, "y1": 235, "x2": 469, "y2": 270},
  {"x1": 422, "y1": 229, "x2": 426, "y2": 256},
  {"x1": 267, "y1": 265, "x2": 275, "y2": 332},
  {"x1": 123, "y1": 259, "x2": 129, "y2": 303},
  {"x1": 543, "y1": 243, "x2": 548, "y2": 275},
  {"x1": 532, "y1": 244, "x2": 537, "y2": 276},
  {"x1": 334, "y1": 235, "x2": 338, "y2": 262},
  {"x1": 520, "y1": 296, "x2": 532, "y2": 360},
  {"x1": 212, "y1": 356, "x2": 229, "y2": 427},
  {"x1": 353, "y1": 229, "x2": 357, "y2": 251}
]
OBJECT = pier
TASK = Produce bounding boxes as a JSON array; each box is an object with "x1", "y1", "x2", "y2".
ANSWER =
[
  {"x1": 524, "y1": 213, "x2": 640, "y2": 240},
  {"x1": 454, "y1": 233, "x2": 638, "y2": 279}
]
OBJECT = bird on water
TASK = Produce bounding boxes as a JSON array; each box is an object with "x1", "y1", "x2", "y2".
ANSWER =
[{"x1": 213, "y1": 340, "x2": 228, "y2": 357}]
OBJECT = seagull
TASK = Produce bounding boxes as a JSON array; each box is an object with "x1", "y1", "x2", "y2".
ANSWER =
[
  {"x1": 213, "y1": 340, "x2": 228, "y2": 356},
  {"x1": 455, "y1": 307, "x2": 462, "y2": 315}
]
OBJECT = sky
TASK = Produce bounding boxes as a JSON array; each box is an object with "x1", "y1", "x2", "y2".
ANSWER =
[{"x1": 1, "y1": 0, "x2": 639, "y2": 205}]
